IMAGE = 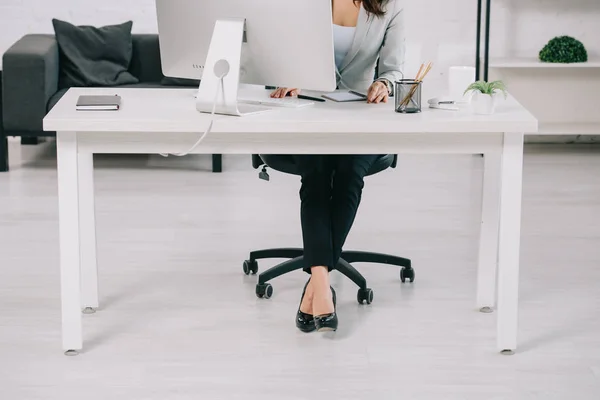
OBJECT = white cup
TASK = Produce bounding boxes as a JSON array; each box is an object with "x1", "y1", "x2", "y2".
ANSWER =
[{"x1": 449, "y1": 66, "x2": 476, "y2": 103}]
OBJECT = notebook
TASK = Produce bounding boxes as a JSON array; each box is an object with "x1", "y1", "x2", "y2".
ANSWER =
[
  {"x1": 76, "y1": 95, "x2": 122, "y2": 111},
  {"x1": 321, "y1": 90, "x2": 368, "y2": 102}
]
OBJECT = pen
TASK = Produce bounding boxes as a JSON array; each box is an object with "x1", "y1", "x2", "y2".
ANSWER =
[
  {"x1": 297, "y1": 94, "x2": 326, "y2": 102},
  {"x1": 349, "y1": 90, "x2": 368, "y2": 99}
]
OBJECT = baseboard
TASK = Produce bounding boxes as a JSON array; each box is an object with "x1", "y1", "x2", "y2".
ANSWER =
[{"x1": 525, "y1": 135, "x2": 600, "y2": 144}]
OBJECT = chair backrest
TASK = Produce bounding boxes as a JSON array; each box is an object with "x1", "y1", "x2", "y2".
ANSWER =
[{"x1": 252, "y1": 154, "x2": 264, "y2": 169}]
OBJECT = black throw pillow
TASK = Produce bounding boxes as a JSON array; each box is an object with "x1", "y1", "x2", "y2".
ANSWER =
[{"x1": 52, "y1": 19, "x2": 139, "y2": 89}]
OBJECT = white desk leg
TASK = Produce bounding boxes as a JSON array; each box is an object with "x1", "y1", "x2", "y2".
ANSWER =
[
  {"x1": 57, "y1": 131, "x2": 83, "y2": 355},
  {"x1": 78, "y1": 152, "x2": 98, "y2": 314},
  {"x1": 497, "y1": 133, "x2": 524, "y2": 355},
  {"x1": 477, "y1": 152, "x2": 501, "y2": 313}
]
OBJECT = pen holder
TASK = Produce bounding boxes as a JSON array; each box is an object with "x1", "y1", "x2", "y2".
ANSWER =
[{"x1": 395, "y1": 79, "x2": 422, "y2": 113}]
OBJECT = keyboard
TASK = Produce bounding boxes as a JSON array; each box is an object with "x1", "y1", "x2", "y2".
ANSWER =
[{"x1": 238, "y1": 97, "x2": 314, "y2": 108}]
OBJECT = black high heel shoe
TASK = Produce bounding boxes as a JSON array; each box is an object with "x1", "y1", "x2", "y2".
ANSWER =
[
  {"x1": 296, "y1": 280, "x2": 316, "y2": 333},
  {"x1": 314, "y1": 286, "x2": 337, "y2": 332}
]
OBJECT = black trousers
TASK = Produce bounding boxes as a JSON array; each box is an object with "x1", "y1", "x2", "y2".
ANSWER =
[{"x1": 294, "y1": 154, "x2": 380, "y2": 273}]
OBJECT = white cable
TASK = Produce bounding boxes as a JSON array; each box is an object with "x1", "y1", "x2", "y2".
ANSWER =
[{"x1": 160, "y1": 77, "x2": 223, "y2": 157}]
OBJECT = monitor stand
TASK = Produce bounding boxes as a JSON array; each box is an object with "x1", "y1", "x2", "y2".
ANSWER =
[{"x1": 196, "y1": 18, "x2": 270, "y2": 117}]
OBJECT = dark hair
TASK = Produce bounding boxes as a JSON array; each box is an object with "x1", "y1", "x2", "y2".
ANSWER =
[{"x1": 355, "y1": 0, "x2": 389, "y2": 17}]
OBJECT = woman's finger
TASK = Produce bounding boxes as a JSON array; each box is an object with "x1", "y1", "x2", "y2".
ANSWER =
[
  {"x1": 271, "y1": 88, "x2": 283, "y2": 98},
  {"x1": 367, "y1": 86, "x2": 377, "y2": 102},
  {"x1": 366, "y1": 85, "x2": 374, "y2": 102},
  {"x1": 369, "y1": 86, "x2": 384, "y2": 103},
  {"x1": 372, "y1": 89, "x2": 386, "y2": 104}
]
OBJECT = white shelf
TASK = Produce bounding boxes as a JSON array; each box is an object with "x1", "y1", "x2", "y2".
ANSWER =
[
  {"x1": 490, "y1": 58, "x2": 600, "y2": 69},
  {"x1": 538, "y1": 122, "x2": 600, "y2": 135}
]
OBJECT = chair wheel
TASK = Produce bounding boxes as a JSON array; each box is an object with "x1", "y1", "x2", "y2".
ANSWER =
[
  {"x1": 357, "y1": 288, "x2": 373, "y2": 305},
  {"x1": 256, "y1": 283, "x2": 273, "y2": 299},
  {"x1": 400, "y1": 267, "x2": 415, "y2": 283},
  {"x1": 243, "y1": 260, "x2": 258, "y2": 275}
]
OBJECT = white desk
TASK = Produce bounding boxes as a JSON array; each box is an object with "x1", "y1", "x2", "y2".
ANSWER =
[{"x1": 43, "y1": 87, "x2": 538, "y2": 355}]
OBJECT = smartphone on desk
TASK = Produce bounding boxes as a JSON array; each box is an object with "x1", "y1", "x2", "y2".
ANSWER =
[{"x1": 322, "y1": 90, "x2": 368, "y2": 102}]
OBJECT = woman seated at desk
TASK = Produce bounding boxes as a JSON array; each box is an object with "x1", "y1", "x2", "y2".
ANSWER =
[{"x1": 270, "y1": 0, "x2": 406, "y2": 332}]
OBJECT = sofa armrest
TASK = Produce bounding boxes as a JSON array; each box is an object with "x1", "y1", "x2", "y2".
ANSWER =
[{"x1": 2, "y1": 34, "x2": 59, "y2": 132}]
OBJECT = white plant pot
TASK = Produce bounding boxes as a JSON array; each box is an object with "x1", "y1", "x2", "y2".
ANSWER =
[{"x1": 472, "y1": 92, "x2": 496, "y2": 115}]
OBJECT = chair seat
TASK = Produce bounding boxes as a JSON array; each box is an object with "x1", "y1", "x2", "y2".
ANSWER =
[{"x1": 256, "y1": 154, "x2": 396, "y2": 176}]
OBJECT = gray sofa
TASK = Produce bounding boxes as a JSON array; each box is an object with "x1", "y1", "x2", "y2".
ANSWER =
[{"x1": 0, "y1": 34, "x2": 222, "y2": 172}]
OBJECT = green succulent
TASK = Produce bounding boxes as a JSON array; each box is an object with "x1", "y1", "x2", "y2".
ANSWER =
[
  {"x1": 539, "y1": 36, "x2": 588, "y2": 63},
  {"x1": 464, "y1": 80, "x2": 507, "y2": 98}
]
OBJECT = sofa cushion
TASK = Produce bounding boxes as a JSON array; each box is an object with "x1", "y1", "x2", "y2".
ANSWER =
[
  {"x1": 52, "y1": 19, "x2": 139, "y2": 89},
  {"x1": 160, "y1": 77, "x2": 200, "y2": 87},
  {"x1": 47, "y1": 88, "x2": 69, "y2": 112},
  {"x1": 130, "y1": 35, "x2": 164, "y2": 83},
  {"x1": 115, "y1": 83, "x2": 167, "y2": 89}
]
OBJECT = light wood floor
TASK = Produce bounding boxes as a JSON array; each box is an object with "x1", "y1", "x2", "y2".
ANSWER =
[{"x1": 1, "y1": 139, "x2": 599, "y2": 399}]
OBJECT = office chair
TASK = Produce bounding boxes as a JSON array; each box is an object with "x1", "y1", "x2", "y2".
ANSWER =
[{"x1": 243, "y1": 154, "x2": 415, "y2": 305}]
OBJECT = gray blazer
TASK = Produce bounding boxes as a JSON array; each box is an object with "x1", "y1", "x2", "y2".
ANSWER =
[{"x1": 336, "y1": 0, "x2": 406, "y2": 94}]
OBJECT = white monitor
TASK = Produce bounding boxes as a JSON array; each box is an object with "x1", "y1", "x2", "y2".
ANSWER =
[{"x1": 156, "y1": 0, "x2": 337, "y2": 116}]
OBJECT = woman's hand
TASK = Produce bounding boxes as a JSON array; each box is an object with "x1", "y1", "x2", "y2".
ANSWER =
[
  {"x1": 367, "y1": 81, "x2": 389, "y2": 104},
  {"x1": 271, "y1": 87, "x2": 300, "y2": 98}
]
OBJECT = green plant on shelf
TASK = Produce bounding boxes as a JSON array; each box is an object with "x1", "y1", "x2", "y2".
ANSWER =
[
  {"x1": 539, "y1": 36, "x2": 588, "y2": 63},
  {"x1": 464, "y1": 80, "x2": 507, "y2": 98}
]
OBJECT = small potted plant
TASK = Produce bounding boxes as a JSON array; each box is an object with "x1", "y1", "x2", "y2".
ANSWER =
[
  {"x1": 464, "y1": 80, "x2": 507, "y2": 115},
  {"x1": 539, "y1": 36, "x2": 588, "y2": 64}
]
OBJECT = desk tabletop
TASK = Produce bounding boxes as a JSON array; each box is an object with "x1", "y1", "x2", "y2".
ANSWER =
[{"x1": 44, "y1": 87, "x2": 538, "y2": 134}]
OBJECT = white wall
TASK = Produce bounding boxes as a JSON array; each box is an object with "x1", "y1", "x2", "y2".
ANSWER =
[
  {"x1": 0, "y1": 0, "x2": 158, "y2": 69},
  {"x1": 1, "y1": 0, "x2": 599, "y2": 88}
]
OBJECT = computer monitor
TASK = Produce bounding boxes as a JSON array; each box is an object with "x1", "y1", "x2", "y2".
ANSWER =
[{"x1": 156, "y1": 0, "x2": 337, "y2": 116}]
